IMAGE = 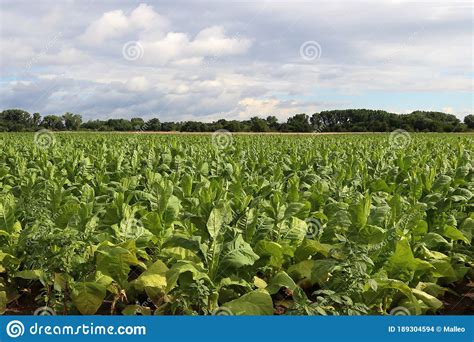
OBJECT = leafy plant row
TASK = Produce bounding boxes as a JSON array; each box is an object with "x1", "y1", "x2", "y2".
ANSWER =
[{"x1": 0, "y1": 133, "x2": 472, "y2": 315}]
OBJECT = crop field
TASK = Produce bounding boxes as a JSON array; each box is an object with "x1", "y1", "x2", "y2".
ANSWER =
[{"x1": 0, "y1": 132, "x2": 472, "y2": 316}]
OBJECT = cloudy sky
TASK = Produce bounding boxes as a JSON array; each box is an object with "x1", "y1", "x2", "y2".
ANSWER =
[{"x1": 0, "y1": 0, "x2": 472, "y2": 122}]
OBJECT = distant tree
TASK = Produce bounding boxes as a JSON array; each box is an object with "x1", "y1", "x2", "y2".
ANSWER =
[
  {"x1": 81, "y1": 120, "x2": 106, "y2": 130},
  {"x1": 287, "y1": 113, "x2": 312, "y2": 132},
  {"x1": 250, "y1": 117, "x2": 270, "y2": 132},
  {"x1": 131, "y1": 117, "x2": 145, "y2": 130},
  {"x1": 0, "y1": 108, "x2": 468, "y2": 132},
  {"x1": 106, "y1": 119, "x2": 133, "y2": 131},
  {"x1": 63, "y1": 112, "x2": 82, "y2": 130},
  {"x1": 161, "y1": 122, "x2": 178, "y2": 131},
  {"x1": 224, "y1": 120, "x2": 244, "y2": 132},
  {"x1": 310, "y1": 113, "x2": 324, "y2": 131},
  {"x1": 32, "y1": 113, "x2": 42, "y2": 127},
  {"x1": 145, "y1": 118, "x2": 161, "y2": 131},
  {"x1": 266, "y1": 116, "x2": 280, "y2": 131},
  {"x1": 41, "y1": 115, "x2": 65, "y2": 130},
  {"x1": 0, "y1": 109, "x2": 32, "y2": 131},
  {"x1": 464, "y1": 115, "x2": 474, "y2": 129}
]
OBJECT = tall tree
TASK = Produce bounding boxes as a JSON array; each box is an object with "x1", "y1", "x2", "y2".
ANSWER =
[
  {"x1": 287, "y1": 114, "x2": 312, "y2": 132},
  {"x1": 464, "y1": 114, "x2": 474, "y2": 129},
  {"x1": 41, "y1": 115, "x2": 65, "y2": 130},
  {"x1": 63, "y1": 112, "x2": 82, "y2": 130}
]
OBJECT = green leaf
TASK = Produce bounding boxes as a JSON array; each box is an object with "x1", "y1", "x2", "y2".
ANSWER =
[
  {"x1": 349, "y1": 192, "x2": 371, "y2": 228},
  {"x1": 207, "y1": 206, "x2": 224, "y2": 239},
  {"x1": 282, "y1": 217, "x2": 307, "y2": 242},
  {"x1": 385, "y1": 239, "x2": 432, "y2": 279},
  {"x1": 96, "y1": 245, "x2": 139, "y2": 286},
  {"x1": 431, "y1": 175, "x2": 451, "y2": 192},
  {"x1": 288, "y1": 259, "x2": 337, "y2": 285},
  {"x1": 163, "y1": 195, "x2": 180, "y2": 226},
  {"x1": 122, "y1": 305, "x2": 152, "y2": 315},
  {"x1": 459, "y1": 218, "x2": 474, "y2": 242},
  {"x1": 71, "y1": 282, "x2": 106, "y2": 315},
  {"x1": 14, "y1": 270, "x2": 44, "y2": 280},
  {"x1": 220, "y1": 235, "x2": 259, "y2": 269},
  {"x1": 266, "y1": 271, "x2": 297, "y2": 294},
  {"x1": 254, "y1": 240, "x2": 284, "y2": 267},
  {"x1": 442, "y1": 225, "x2": 469, "y2": 244},
  {"x1": 374, "y1": 279, "x2": 418, "y2": 309},
  {"x1": 222, "y1": 289, "x2": 273, "y2": 315},
  {"x1": 294, "y1": 239, "x2": 332, "y2": 262},
  {"x1": 166, "y1": 261, "x2": 210, "y2": 293},
  {"x1": 133, "y1": 260, "x2": 168, "y2": 291},
  {"x1": 359, "y1": 225, "x2": 386, "y2": 244},
  {"x1": 412, "y1": 288, "x2": 443, "y2": 310},
  {"x1": 253, "y1": 276, "x2": 267, "y2": 289}
]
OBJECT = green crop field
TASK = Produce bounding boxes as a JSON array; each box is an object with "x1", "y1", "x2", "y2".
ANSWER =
[{"x1": 0, "y1": 132, "x2": 472, "y2": 315}]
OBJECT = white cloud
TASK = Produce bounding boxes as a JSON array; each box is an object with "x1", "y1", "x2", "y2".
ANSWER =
[{"x1": 79, "y1": 4, "x2": 169, "y2": 45}]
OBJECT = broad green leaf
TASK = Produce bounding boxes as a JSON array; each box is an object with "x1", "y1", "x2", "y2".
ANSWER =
[
  {"x1": 220, "y1": 235, "x2": 259, "y2": 269},
  {"x1": 412, "y1": 288, "x2": 443, "y2": 310},
  {"x1": 96, "y1": 246, "x2": 139, "y2": 286},
  {"x1": 166, "y1": 261, "x2": 210, "y2": 293},
  {"x1": 254, "y1": 240, "x2": 284, "y2": 267},
  {"x1": 253, "y1": 276, "x2": 267, "y2": 289},
  {"x1": 282, "y1": 217, "x2": 307, "y2": 242},
  {"x1": 207, "y1": 206, "x2": 224, "y2": 239},
  {"x1": 71, "y1": 282, "x2": 106, "y2": 315},
  {"x1": 266, "y1": 271, "x2": 297, "y2": 294},
  {"x1": 222, "y1": 289, "x2": 273, "y2": 315},
  {"x1": 294, "y1": 239, "x2": 331, "y2": 262},
  {"x1": 288, "y1": 259, "x2": 337, "y2": 285},
  {"x1": 133, "y1": 260, "x2": 168, "y2": 298},
  {"x1": 15, "y1": 270, "x2": 44, "y2": 280},
  {"x1": 385, "y1": 239, "x2": 432, "y2": 280},
  {"x1": 459, "y1": 218, "x2": 474, "y2": 242},
  {"x1": 442, "y1": 225, "x2": 469, "y2": 244}
]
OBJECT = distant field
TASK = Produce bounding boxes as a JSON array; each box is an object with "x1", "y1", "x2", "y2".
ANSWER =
[{"x1": 0, "y1": 133, "x2": 472, "y2": 315}]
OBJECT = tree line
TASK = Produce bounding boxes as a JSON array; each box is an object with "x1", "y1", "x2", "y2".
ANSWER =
[{"x1": 1, "y1": 108, "x2": 473, "y2": 133}]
